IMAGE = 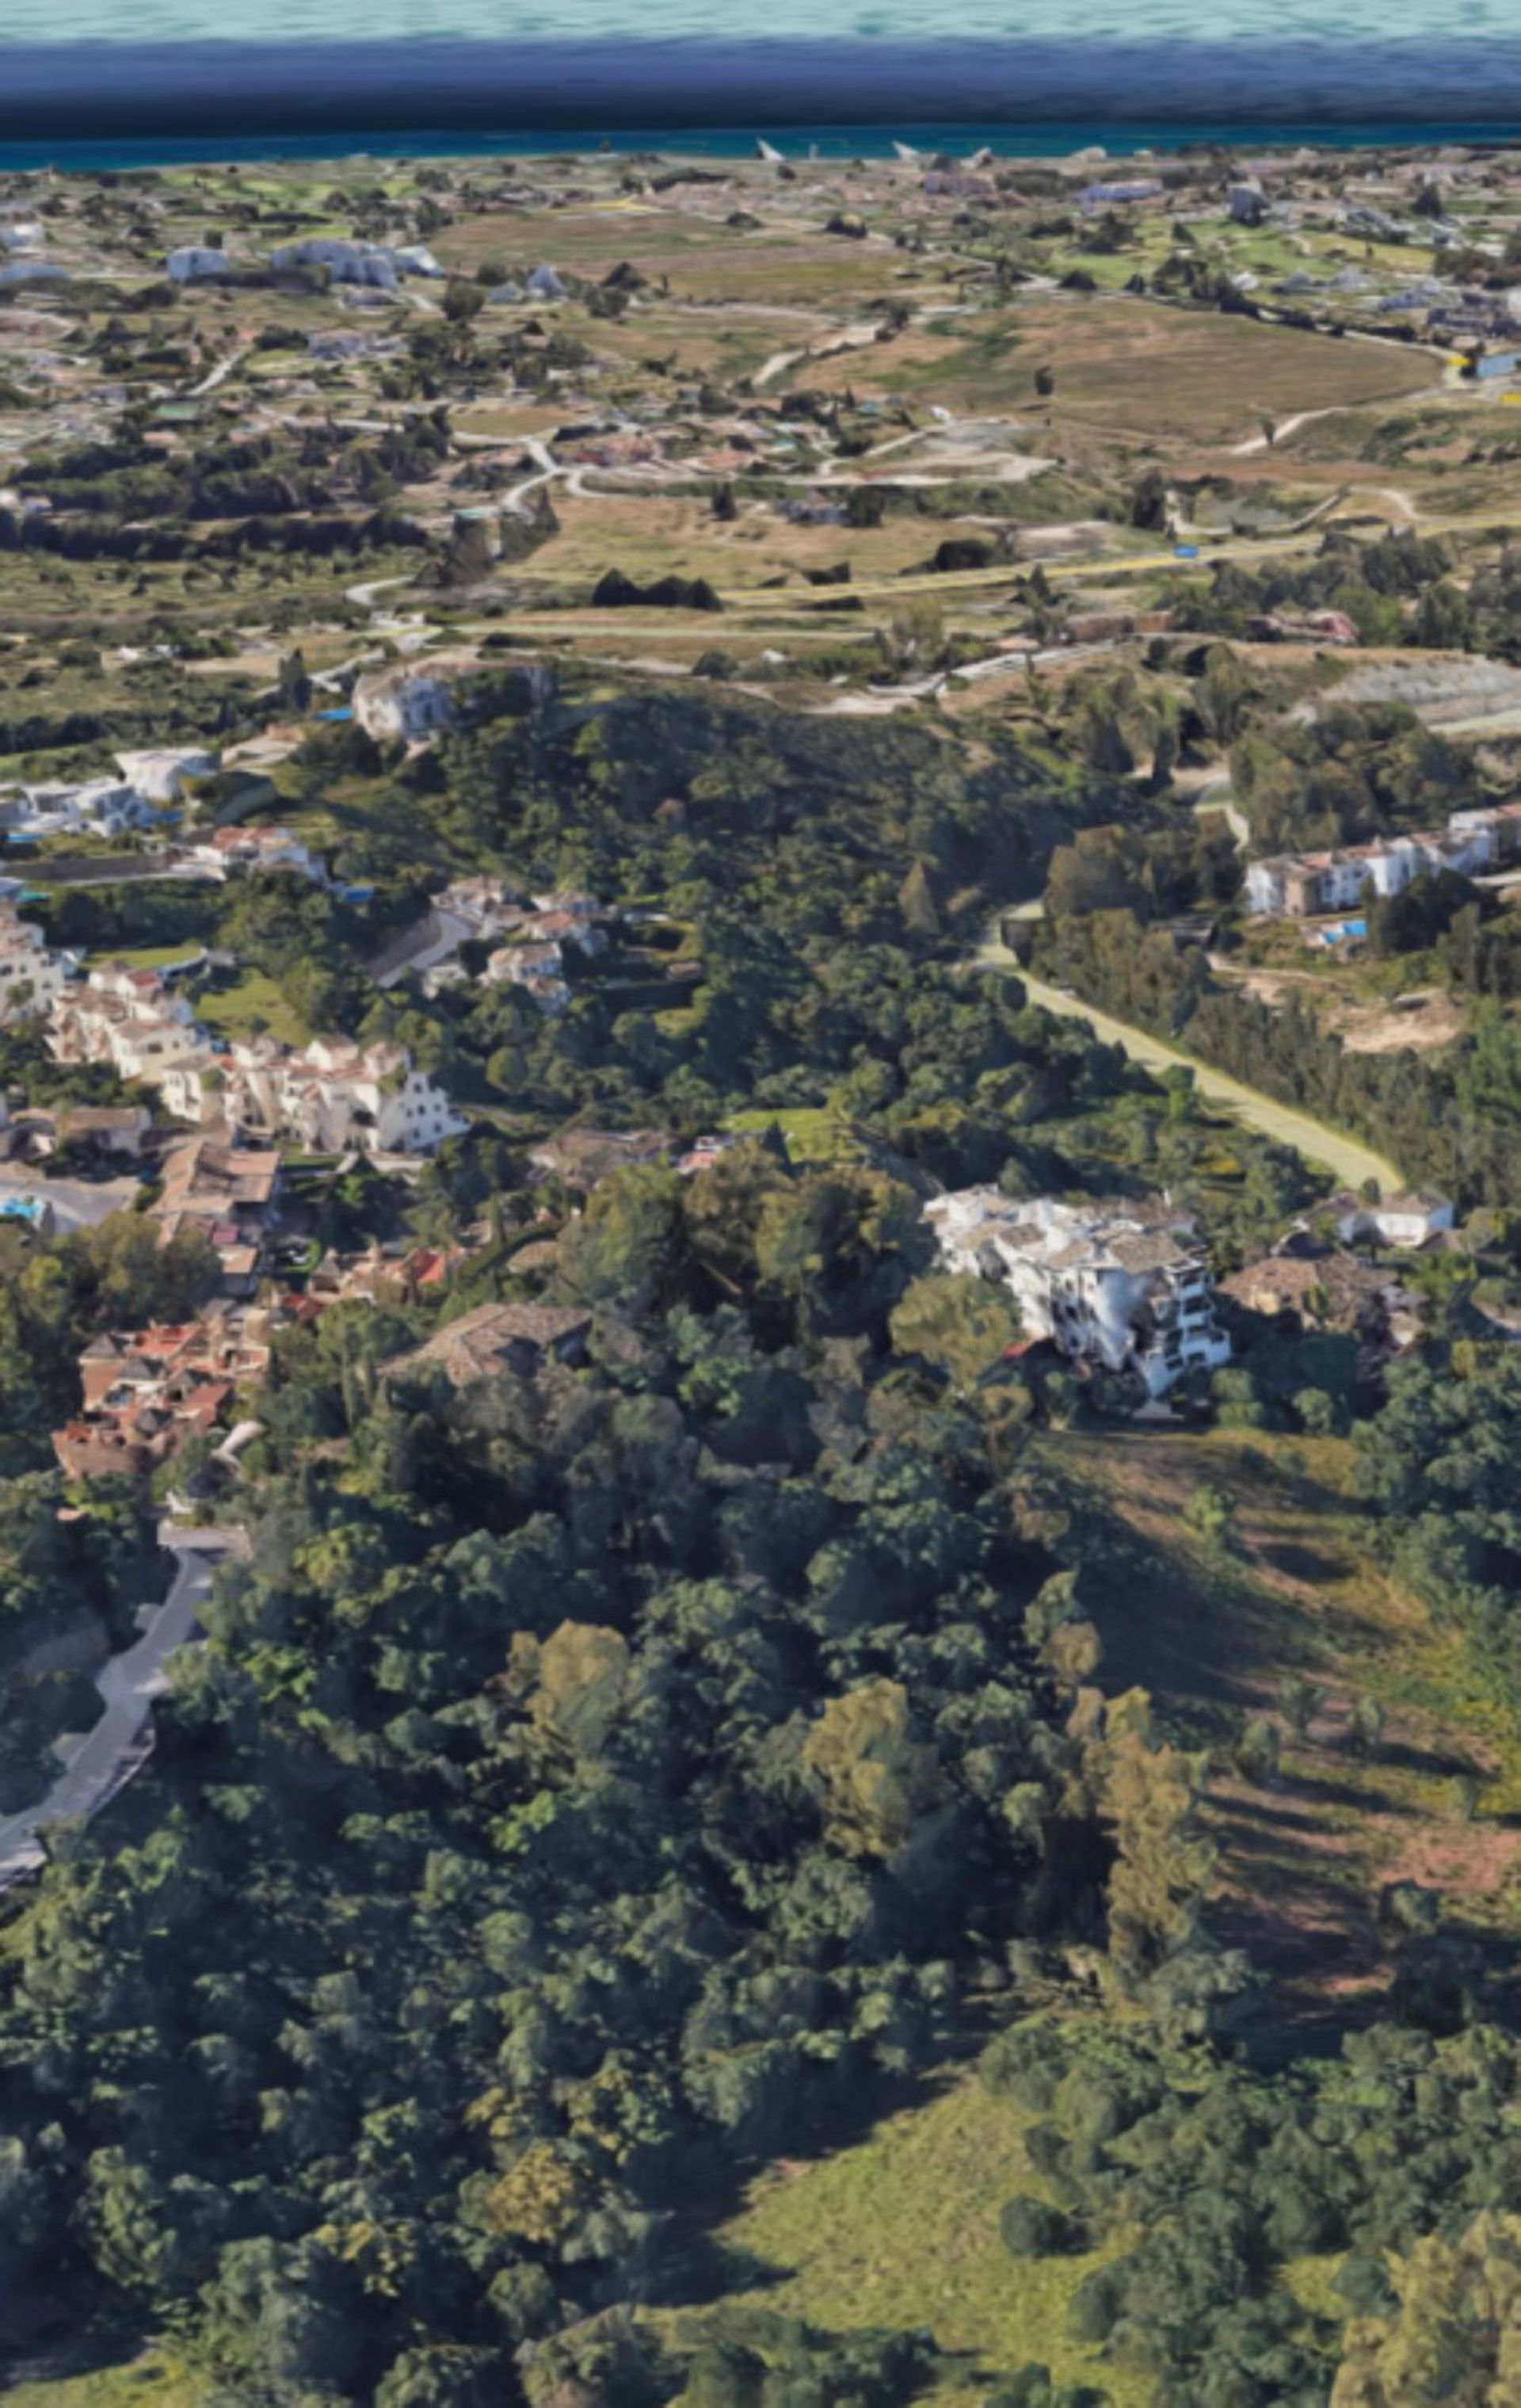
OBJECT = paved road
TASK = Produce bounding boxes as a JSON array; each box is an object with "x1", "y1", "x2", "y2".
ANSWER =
[
  {"x1": 977, "y1": 941, "x2": 1403, "y2": 1196},
  {"x1": 0, "y1": 1540, "x2": 227, "y2": 1888}
]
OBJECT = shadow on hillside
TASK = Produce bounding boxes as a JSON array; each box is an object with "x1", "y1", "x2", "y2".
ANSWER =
[
  {"x1": 1273, "y1": 1769, "x2": 1413, "y2": 1816},
  {"x1": 1259, "y1": 1538, "x2": 1345, "y2": 1586},
  {"x1": 0, "y1": 2297, "x2": 160, "y2": 2391},
  {"x1": 646, "y1": 2037, "x2": 989, "y2": 2315},
  {"x1": 1374, "y1": 1734, "x2": 1482, "y2": 1783}
]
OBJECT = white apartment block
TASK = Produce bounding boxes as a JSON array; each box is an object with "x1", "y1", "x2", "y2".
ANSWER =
[
  {"x1": 219, "y1": 1037, "x2": 465, "y2": 1157},
  {"x1": 49, "y1": 963, "x2": 214, "y2": 1091},
  {"x1": 0, "y1": 906, "x2": 71, "y2": 1025},
  {"x1": 925, "y1": 1189, "x2": 1231, "y2": 1397}
]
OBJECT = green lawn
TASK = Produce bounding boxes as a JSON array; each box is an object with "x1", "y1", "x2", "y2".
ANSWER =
[
  {"x1": 81, "y1": 948, "x2": 204, "y2": 975},
  {"x1": 724, "y1": 1105, "x2": 854, "y2": 1163},
  {"x1": 195, "y1": 970, "x2": 310, "y2": 1048},
  {"x1": 661, "y1": 2070, "x2": 1147, "y2": 2406},
  {"x1": 9, "y1": 2351, "x2": 198, "y2": 2408}
]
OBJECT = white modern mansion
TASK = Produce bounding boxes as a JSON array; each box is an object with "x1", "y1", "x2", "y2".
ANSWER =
[{"x1": 925, "y1": 1189, "x2": 1232, "y2": 1396}]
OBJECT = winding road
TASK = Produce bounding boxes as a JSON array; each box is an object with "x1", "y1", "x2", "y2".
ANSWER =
[
  {"x1": 0, "y1": 1532, "x2": 242, "y2": 1890},
  {"x1": 976, "y1": 937, "x2": 1403, "y2": 1196}
]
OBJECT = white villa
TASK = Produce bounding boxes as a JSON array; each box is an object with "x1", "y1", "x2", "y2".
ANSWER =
[
  {"x1": 925, "y1": 1189, "x2": 1231, "y2": 1396},
  {"x1": 0, "y1": 777, "x2": 158, "y2": 845},
  {"x1": 353, "y1": 667, "x2": 457, "y2": 742},
  {"x1": 1244, "y1": 806, "x2": 1514, "y2": 919},
  {"x1": 484, "y1": 941, "x2": 573, "y2": 1015},
  {"x1": 1333, "y1": 1191, "x2": 1455, "y2": 1250},
  {"x1": 114, "y1": 747, "x2": 219, "y2": 803}
]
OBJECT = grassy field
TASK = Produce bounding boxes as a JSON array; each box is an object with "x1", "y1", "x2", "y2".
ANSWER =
[
  {"x1": 431, "y1": 202, "x2": 912, "y2": 309},
  {"x1": 806, "y1": 297, "x2": 1436, "y2": 451},
  {"x1": 660, "y1": 2070, "x2": 1149, "y2": 2408},
  {"x1": 8, "y1": 2351, "x2": 197, "y2": 2408},
  {"x1": 195, "y1": 969, "x2": 310, "y2": 1048},
  {"x1": 724, "y1": 1105, "x2": 856, "y2": 1162},
  {"x1": 1053, "y1": 1422, "x2": 1521, "y2": 2023},
  {"x1": 526, "y1": 487, "x2": 947, "y2": 593}
]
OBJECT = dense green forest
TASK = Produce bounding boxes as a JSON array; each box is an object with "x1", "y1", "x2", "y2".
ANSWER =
[
  {"x1": 8, "y1": 660, "x2": 1521, "y2": 2406},
  {"x1": 0, "y1": 1157, "x2": 1138, "y2": 2404}
]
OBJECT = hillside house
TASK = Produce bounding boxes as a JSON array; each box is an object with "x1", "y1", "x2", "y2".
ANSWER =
[
  {"x1": 925, "y1": 1189, "x2": 1231, "y2": 1396},
  {"x1": 10, "y1": 1102, "x2": 154, "y2": 1162},
  {"x1": 1333, "y1": 1191, "x2": 1455, "y2": 1249},
  {"x1": 54, "y1": 1316, "x2": 270, "y2": 1481},
  {"x1": 182, "y1": 826, "x2": 326, "y2": 883},
  {"x1": 115, "y1": 747, "x2": 218, "y2": 802},
  {"x1": 1218, "y1": 1248, "x2": 1423, "y2": 1350},
  {"x1": 152, "y1": 1134, "x2": 283, "y2": 1293},
  {"x1": 1245, "y1": 813, "x2": 1498, "y2": 918},
  {"x1": 385, "y1": 1300, "x2": 592, "y2": 1391},
  {"x1": 268, "y1": 237, "x2": 429, "y2": 288},
  {"x1": 0, "y1": 777, "x2": 156, "y2": 843},
  {"x1": 301, "y1": 1239, "x2": 475, "y2": 1314},
  {"x1": 353, "y1": 667, "x2": 457, "y2": 742},
  {"x1": 484, "y1": 941, "x2": 573, "y2": 1015},
  {"x1": 165, "y1": 246, "x2": 231, "y2": 283}
]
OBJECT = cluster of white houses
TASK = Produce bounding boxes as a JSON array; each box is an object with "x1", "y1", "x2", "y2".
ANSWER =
[
  {"x1": 0, "y1": 747, "x2": 224, "y2": 847},
  {"x1": 1245, "y1": 801, "x2": 1521, "y2": 919},
  {"x1": 378, "y1": 878, "x2": 612, "y2": 1014},
  {"x1": 47, "y1": 960, "x2": 463, "y2": 1158}
]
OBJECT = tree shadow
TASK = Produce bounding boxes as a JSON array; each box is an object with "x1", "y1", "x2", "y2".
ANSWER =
[
  {"x1": 646, "y1": 2041, "x2": 986, "y2": 2314},
  {"x1": 1260, "y1": 1539, "x2": 1344, "y2": 1585}
]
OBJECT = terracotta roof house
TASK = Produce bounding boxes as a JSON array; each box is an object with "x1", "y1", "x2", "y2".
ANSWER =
[
  {"x1": 55, "y1": 1315, "x2": 269, "y2": 1479},
  {"x1": 1218, "y1": 1248, "x2": 1421, "y2": 1346},
  {"x1": 386, "y1": 1300, "x2": 592, "y2": 1390}
]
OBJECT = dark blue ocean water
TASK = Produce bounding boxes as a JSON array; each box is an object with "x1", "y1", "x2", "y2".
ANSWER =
[{"x1": 0, "y1": 26, "x2": 1514, "y2": 162}]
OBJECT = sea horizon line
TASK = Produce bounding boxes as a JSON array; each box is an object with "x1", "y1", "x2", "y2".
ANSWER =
[{"x1": 0, "y1": 36, "x2": 1520, "y2": 148}]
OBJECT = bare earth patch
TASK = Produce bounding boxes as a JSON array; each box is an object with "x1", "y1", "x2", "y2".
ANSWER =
[{"x1": 1332, "y1": 987, "x2": 1466, "y2": 1055}]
